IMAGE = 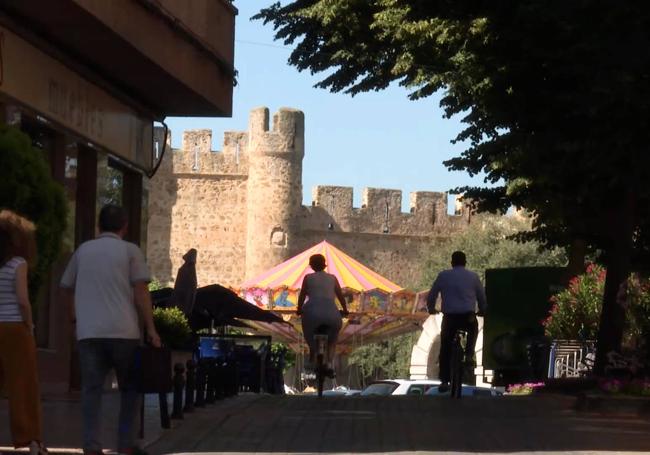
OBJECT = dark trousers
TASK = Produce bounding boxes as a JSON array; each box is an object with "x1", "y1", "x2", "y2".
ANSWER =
[
  {"x1": 78, "y1": 338, "x2": 140, "y2": 452},
  {"x1": 439, "y1": 313, "x2": 478, "y2": 383}
]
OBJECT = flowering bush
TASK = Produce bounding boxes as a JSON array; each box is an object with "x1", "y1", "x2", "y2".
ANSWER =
[
  {"x1": 543, "y1": 266, "x2": 650, "y2": 364},
  {"x1": 506, "y1": 382, "x2": 545, "y2": 395},
  {"x1": 599, "y1": 378, "x2": 650, "y2": 396},
  {"x1": 543, "y1": 264, "x2": 604, "y2": 340}
]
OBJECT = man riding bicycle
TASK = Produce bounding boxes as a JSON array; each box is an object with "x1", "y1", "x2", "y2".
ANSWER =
[{"x1": 427, "y1": 251, "x2": 487, "y2": 393}]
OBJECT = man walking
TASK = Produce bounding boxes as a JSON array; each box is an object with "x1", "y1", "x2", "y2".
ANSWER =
[
  {"x1": 60, "y1": 205, "x2": 161, "y2": 455},
  {"x1": 427, "y1": 251, "x2": 487, "y2": 392}
]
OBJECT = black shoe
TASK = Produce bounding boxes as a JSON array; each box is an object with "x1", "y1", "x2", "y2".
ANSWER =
[{"x1": 438, "y1": 382, "x2": 450, "y2": 393}]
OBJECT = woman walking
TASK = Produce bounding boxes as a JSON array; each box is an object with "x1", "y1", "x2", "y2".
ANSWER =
[{"x1": 0, "y1": 209, "x2": 48, "y2": 455}]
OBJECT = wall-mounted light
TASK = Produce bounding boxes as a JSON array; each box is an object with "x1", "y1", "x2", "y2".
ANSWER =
[{"x1": 327, "y1": 223, "x2": 334, "y2": 231}]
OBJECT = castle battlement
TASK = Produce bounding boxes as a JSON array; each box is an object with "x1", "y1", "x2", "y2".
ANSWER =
[
  {"x1": 306, "y1": 184, "x2": 469, "y2": 238},
  {"x1": 148, "y1": 106, "x2": 473, "y2": 289}
]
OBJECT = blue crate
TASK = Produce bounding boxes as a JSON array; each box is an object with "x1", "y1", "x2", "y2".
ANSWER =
[{"x1": 198, "y1": 337, "x2": 233, "y2": 360}]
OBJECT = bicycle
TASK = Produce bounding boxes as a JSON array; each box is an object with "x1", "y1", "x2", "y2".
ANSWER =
[
  {"x1": 449, "y1": 328, "x2": 468, "y2": 399},
  {"x1": 298, "y1": 309, "x2": 350, "y2": 397},
  {"x1": 313, "y1": 324, "x2": 333, "y2": 398}
]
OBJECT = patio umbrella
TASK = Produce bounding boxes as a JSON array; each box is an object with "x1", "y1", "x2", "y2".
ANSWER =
[{"x1": 194, "y1": 284, "x2": 285, "y2": 324}]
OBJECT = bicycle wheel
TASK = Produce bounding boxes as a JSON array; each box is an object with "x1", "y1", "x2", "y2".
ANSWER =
[
  {"x1": 450, "y1": 336, "x2": 463, "y2": 399},
  {"x1": 316, "y1": 353, "x2": 325, "y2": 398}
]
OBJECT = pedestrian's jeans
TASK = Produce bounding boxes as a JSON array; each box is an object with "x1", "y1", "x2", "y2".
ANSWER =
[{"x1": 78, "y1": 338, "x2": 140, "y2": 452}]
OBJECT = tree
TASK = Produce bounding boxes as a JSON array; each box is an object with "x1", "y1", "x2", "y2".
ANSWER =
[
  {"x1": 350, "y1": 214, "x2": 564, "y2": 382},
  {"x1": 420, "y1": 214, "x2": 566, "y2": 289},
  {"x1": 0, "y1": 124, "x2": 67, "y2": 303},
  {"x1": 348, "y1": 331, "x2": 419, "y2": 385},
  {"x1": 255, "y1": 1, "x2": 650, "y2": 373}
]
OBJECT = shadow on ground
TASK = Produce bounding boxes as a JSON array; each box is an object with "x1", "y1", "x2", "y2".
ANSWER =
[{"x1": 147, "y1": 394, "x2": 650, "y2": 454}]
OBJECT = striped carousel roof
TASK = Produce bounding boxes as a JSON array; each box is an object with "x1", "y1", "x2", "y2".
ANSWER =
[{"x1": 241, "y1": 240, "x2": 402, "y2": 293}]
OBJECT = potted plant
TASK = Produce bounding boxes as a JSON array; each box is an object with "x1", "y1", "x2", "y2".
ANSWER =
[{"x1": 153, "y1": 306, "x2": 194, "y2": 367}]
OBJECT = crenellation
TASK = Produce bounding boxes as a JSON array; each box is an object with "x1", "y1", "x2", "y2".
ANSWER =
[
  {"x1": 148, "y1": 106, "x2": 474, "y2": 290},
  {"x1": 182, "y1": 129, "x2": 212, "y2": 155},
  {"x1": 312, "y1": 186, "x2": 354, "y2": 211},
  {"x1": 362, "y1": 188, "x2": 403, "y2": 217}
]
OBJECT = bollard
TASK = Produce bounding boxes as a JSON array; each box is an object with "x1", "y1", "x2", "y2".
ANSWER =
[
  {"x1": 184, "y1": 359, "x2": 195, "y2": 413},
  {"x1": 171, "y1": 362, "x2": 185, "y2": 419},
  {"x1": 195, "y1": 358, "x2": 207, "y2": 407},
  {"x1": 206, "y1": 358, "x2": 217, "y2": 404},
  {"x1": 158, "y1": 392, "x2": 170, "y2": 429},
  {"x1": 215, "y1": 359, "x2": 225, "y2": 400}
]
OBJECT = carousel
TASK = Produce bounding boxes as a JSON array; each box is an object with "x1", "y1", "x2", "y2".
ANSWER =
[{"x1": 239, "y1": 240, "x2": 430, "y2": 353}]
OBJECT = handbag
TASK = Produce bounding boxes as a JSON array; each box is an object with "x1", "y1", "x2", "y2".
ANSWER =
[{"x1": 135, "y1": 345, "x2": 172, "y2": 393}]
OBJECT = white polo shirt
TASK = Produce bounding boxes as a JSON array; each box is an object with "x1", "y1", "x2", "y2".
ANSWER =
[{"x1": 60, "y1": 232, "x2": 150, "y2": 340}]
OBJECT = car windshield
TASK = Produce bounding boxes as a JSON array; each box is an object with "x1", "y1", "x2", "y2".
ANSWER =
[{"x1": 360, "y1": 382, "x2": 399, "y2": 396}]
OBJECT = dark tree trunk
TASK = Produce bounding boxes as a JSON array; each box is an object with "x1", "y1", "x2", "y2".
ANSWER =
[
  {"x1": 563, "y1": 238, "x2": 587, "y2": 285},
  {"x1": 594, "y1": 190, "x2": 636, "y2": 375}
]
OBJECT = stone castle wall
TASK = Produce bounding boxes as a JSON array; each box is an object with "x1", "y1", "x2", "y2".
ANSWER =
[{"x1": 147, "y1": 107, "x2": 471, "y2": 290}]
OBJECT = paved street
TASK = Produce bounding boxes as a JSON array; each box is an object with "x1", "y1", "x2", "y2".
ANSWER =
[
  {"x1": 148, "y1": 394, "x2": 650, "y2": 455},
  {"x1": 0, "y1": 392, "x2": 166, "y2": 453}
]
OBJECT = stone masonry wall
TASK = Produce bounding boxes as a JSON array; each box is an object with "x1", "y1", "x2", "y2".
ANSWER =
[
  {"x1": 147, "y1": 107, "x2": 471, "y2": 290},
  {"x1": 147, "y1": 127, "x2": 250, "y2": 287}
]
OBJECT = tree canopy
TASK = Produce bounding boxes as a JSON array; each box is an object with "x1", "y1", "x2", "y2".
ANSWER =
[
  {"x1": 420, "y1": 214, "x2": 566, "y2": 289},
  {"x1": 0, "y1": 124, "x2": 67, "y2": 303},
  {"x1": 255, "y1": 1, "x2": 650, "y2": 372}
]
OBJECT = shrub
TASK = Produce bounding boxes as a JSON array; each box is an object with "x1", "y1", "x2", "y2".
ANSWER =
[
  {"x1": 543, "y1": 264, "x2": 604, "y2": 340},
  {"x1": 543, "y1": 265, "x2": 650, "y2": 367},
  {"x1": 0, "y1": 124, "x2": 67, "y2": 305},
  {"x1": 270, "y1": 342, "x2": 295, "y2": 372},
  {"x1": 506, "y1": 382, "x2": 545, "y2": 395},
  {"x1": 153, "y1": 307, "x2": 192, "y2": 349},
  {"x1": 599, "y1": 378, "x2": 650, "y2": 396},
  {"x1": 148, "y1": 279, "x2": 164, "y2": 292}
]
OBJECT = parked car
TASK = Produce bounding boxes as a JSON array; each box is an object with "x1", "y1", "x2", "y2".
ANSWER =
[
  {"x1": 360, "y1": 379, "x2": 440, "y2": 396},
  {"x1": 322, "y1": 386, "x2": 362, "y2": 397},
  {"x1": 425, "y1": 384, "x2": 503, "y2": 397}
]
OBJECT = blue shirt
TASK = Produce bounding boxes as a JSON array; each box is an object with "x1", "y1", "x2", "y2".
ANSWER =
[{"x1": 427, "y1": 266, "x2": 487, "y2": 314}]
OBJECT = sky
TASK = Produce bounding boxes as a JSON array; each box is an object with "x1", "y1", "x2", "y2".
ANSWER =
[{"x1": 165, "y1": 2, "x2": 485, "y2": 213}]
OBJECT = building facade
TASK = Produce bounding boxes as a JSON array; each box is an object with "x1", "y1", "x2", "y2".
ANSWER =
[
  {"x1": 148, "y1": 107, "x2": 472, "y2": 292},
  {"x1": 0, "y1": 0, "x2": 236, "y2": 392}
]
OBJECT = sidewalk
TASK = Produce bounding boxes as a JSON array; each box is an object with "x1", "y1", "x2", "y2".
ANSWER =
[
  {"x1": 147, "y1": 394, "x2": 650, "y2": 455},
  {"x1": 0, "y1": 391, "x2": 169, "y2": 454}
]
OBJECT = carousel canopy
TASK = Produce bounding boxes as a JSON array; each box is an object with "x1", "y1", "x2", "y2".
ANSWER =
[
  {"x1": 239, "y1": 240, "x2": 428, "y2": 353},
  {"x1": 241, "y1": 240, "x2": 402, "y2": 293}
]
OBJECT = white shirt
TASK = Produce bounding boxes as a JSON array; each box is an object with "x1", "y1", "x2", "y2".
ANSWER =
[
  {"x1": 427, "y1": 266, "x2": 487, "y2": 314},
  {"x1": 60, "y1": 232, "x2": 150, "y2": 340}
]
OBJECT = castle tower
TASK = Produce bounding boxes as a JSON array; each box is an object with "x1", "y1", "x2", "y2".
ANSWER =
[{"x1": 244, "y1": 107, "x2": 305, "y2": 279}]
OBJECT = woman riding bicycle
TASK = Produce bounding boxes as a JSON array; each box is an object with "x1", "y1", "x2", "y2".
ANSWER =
[{"x1": 296, "y1": 254, "x2": 349, "y2": 369}]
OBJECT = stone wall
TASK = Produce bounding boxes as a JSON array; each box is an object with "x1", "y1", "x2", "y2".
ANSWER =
[{"x1": 147, "y1": 107, "x2": 471, "y2": 290}]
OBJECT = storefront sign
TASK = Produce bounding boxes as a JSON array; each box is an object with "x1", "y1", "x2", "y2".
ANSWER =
[{"x1": 0, "y1": 28, "x2": 153, "y2": 172}]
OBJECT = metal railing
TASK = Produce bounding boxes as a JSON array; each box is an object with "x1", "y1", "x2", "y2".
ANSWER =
[{"x1": 548, "y1": 340, "x2": 596, "y2": 378}]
